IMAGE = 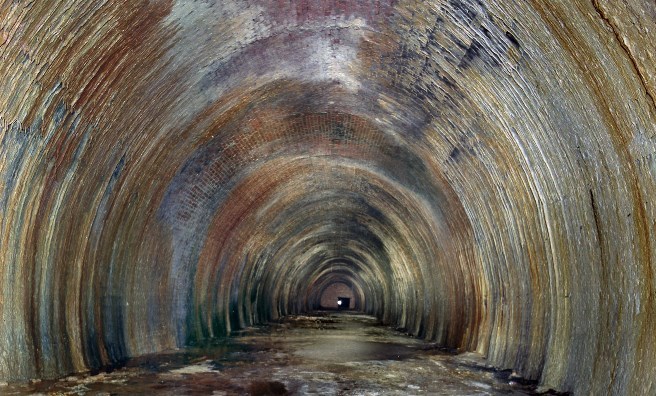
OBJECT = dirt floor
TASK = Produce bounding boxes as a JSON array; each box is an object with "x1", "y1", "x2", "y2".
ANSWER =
[{"x1": 1, "y1": 313, "x2": 562, "y2": 395}]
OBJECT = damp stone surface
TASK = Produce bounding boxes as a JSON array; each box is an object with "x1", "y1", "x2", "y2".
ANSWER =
[
  {"x1": 1, "y1": 313, "x2": 551, "y2": 395},
  {"x1": 1, "y1": 1, "x2": 656, "y2": 395}
]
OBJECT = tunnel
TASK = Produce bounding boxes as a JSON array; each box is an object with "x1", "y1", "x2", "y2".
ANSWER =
[{"x1": 0, "y1": 0, "x2": 655, "y2": 394}]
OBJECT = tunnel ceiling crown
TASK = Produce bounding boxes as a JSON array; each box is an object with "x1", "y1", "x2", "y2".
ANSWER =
[{"x1": 1, "y1": 1, "x2": 655, "y2": 394}]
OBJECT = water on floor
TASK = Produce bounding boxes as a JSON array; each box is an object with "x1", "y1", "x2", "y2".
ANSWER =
[{"x1": 1, "y1": 313, "x2": 561, "y2": 395}]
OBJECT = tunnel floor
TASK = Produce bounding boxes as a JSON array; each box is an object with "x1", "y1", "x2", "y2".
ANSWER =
[{"x1": 3, "y1": 313, "x2": 552, "y2": 395}]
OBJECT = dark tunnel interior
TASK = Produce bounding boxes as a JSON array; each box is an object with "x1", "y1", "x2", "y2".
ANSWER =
[{"x1": 1, "y1": 1, "x2": 656, "y2": 394}]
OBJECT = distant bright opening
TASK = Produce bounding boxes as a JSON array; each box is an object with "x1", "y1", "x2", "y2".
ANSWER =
[{"x1": 319, "y1": 282, "x2": 355, "y2": 310}]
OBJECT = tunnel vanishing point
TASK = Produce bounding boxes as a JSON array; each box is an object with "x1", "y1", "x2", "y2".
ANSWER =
[{"x1": 1, "y1": 0, "x2": 655, "y2": 394}]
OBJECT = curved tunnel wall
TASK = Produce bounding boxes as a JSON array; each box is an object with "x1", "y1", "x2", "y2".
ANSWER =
[
  {"x1": 317, "y1": 281, "x2": 358, "y2": 310},
  {"x1": 0, "y1": 1, "x2": 655, "y2": 394}
]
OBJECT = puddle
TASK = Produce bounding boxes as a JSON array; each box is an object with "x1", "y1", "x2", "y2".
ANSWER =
[{"x1": 293, "y1": 339, "x2": 418, "y2": 362}]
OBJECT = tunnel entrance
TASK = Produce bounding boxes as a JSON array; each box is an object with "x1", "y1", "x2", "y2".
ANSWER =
[{"x1": 319, "y1": 282, "x2": 355, "y2": 310}]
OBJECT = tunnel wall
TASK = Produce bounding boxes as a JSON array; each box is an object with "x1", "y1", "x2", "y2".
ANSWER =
[
  {"x1": 1, "y1": 1, "x2": 655, "y2": 394},
  {"x1": 319, "y1": 282, "x2": 356, "y2": 310}
]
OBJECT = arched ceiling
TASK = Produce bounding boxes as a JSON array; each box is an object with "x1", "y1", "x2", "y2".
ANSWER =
[{"x1": 1, "y1": 1, "x2": 655, "y2": 394}]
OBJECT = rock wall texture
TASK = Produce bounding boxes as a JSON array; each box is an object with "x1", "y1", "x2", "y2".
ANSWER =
[
  {"x1": 319, "y1": 282, "x2": 356, "y2": 309},
  {"x1": 0, "y1": 1, "x2": 655, "y2": 394}
]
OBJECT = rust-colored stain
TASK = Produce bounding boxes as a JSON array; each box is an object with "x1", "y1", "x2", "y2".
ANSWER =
[{"x1": 0, "y1": 1, "x2": 655, "y2": 395}]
